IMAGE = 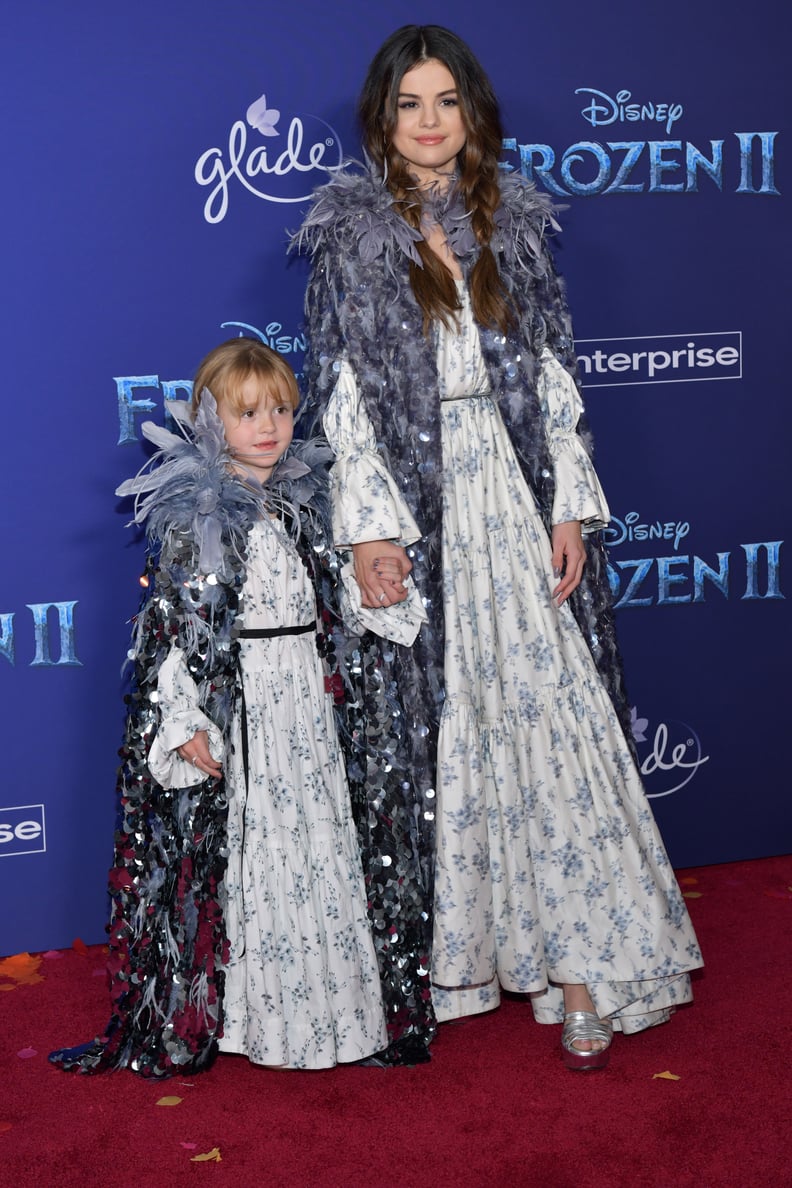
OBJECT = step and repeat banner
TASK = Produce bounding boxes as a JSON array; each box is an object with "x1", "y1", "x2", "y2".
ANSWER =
[{"x1": 2, "y1": 0, "x2": 788, "y2": 954}]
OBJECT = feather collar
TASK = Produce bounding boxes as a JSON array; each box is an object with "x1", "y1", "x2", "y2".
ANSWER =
[
  {"x1": 117, "y1": 392, "x2": 332, "y2": 575},
  {"x1": 294, "y1": 161, "x2": 561, "y2": 273}
]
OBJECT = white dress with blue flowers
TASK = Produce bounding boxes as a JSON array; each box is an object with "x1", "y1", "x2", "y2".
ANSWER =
[
  {"x1": 149, "y1": 517, "x2": 387, "y2": 1067},
  {"x1": 325, "y1": 284, "x2": 702, "y2": 1034}
]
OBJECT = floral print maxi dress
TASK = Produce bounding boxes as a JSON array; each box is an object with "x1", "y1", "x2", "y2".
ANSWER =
[
  {"x1": 325, "y1": 284, "x2": 702, "y2": 1035},
  {"x1": 149, "y1": 518, "x2": 387, "y2": 1067}
]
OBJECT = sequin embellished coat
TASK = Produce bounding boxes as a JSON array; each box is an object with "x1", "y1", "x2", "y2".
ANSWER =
[
  {"x1": 295, "y1": 167, "x2": 634, "y2": 1061},
  {"x1": 49, "y1": 408, "x2": 341, "y2": 1077}
]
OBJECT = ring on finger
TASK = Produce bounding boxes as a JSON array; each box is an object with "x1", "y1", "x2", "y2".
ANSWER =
[
  {"x1": 378, "y1": 592, "x2": 386, "y2": 603},
  {"x1": 192, "y1": 756, "x2": 199, "y2": 767}
]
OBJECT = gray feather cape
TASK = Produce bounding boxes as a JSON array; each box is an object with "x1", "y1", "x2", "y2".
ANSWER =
[{"x1": 295, "y1": 166, "x2": 633, "y2": 1063}]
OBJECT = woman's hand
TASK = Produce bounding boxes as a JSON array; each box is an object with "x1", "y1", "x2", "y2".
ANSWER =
[
  {"x1": 551, "y1": 521, "x2": 586, "y2": 606},
  {"x1": 177, "y1": 730, "x2": 223, "y2": 779},
  {"x1": 352, "y1": 540, "x2": 412, "y2": 607}
]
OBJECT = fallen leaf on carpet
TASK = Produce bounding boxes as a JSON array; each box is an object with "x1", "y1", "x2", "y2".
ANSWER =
[
  {"x1": 679, "y1": 877, "x2": 698, "y2": 885},
  {"x1": 191, "y1": 1148, "x2": 222, "y2": 1163},
  {"x1": 652, "y1": 1070, "x2": 681, "y2": 1081},
  {"x1": 683, "y1": 891, "x2": 703, "y2": 899},
  {"x1": 17, "y1": 1048, "x2": 37, "y2": 1059},
  {"x1": 0, "y1": 953, "x2": 44, "y2": 989},
  {"x1": 180, "y1": 1143, "x2": 197, "y2": 1150},
  {"x1": 42, "y1": 950, "x2": 63, "y2": 960},
  {"x1": 156, "y1": 1096, "x2": 183, "y2": 1107},
  {"x1": 72, "y1": 938, "x2": 89, "y2": 957}
]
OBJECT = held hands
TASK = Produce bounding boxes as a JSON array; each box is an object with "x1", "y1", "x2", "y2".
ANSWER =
[
  {"x1": 352, "y1": 539, "x2": 412, "y2": 607},
  {"x1": 177, "y1": 729, "x2": 222, "y2": 779},
  {"x1": 551, "y1": 521, "x2": 586, "y2": 606}
]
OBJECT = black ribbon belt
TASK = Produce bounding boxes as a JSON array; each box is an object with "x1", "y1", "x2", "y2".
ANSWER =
[{"x1": 238, "y1": 620, "x2": 316, "y2": 639}]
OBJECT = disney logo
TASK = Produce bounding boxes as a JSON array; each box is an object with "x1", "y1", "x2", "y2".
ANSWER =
[
  {"x1": 194, "y1": 92, "x2": 343, "y2": 224},
  {"x1": 576, "y1": 88, "x2": 684, "y2": 135},
  {"x1": 632, "y1": 710, "x2": 709, "y2": 798},
  {"x1": 603, "y1": 510, "x2": 690, "y2": 552},
  {"x1": 221, "y1": 319, "x2": 305, "y2": 355}
]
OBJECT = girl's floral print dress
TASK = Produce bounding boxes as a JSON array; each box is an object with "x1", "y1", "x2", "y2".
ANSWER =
[
  {"x1": 148, "y1": 518, "x2": 387, "y2": 1067},
  {"x1": 324, "y1": 283, "x2": 702, "y2": 1034}
]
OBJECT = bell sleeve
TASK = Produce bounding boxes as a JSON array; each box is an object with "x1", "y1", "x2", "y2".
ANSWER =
[
  {"x1": 323, "y1": 359, "x2": 427, "y2": 645},
  {"x1": 323, "y1": 359, "x2": 422, "y2": 547},
  {"x1": 146, "y1": 647, "x2": 225, "y2": 789},
  {"x1": 538, "y1": 348, "x2": 611, "y2": 533}
]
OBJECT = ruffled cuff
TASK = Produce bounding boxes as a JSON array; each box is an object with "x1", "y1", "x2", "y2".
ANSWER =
[
  {"x1": 147, "y1": 648, "x2": 224, "y2": 789},
  {"x1": 148, "y1": 711, "x2": 224, "y2": 789},
  {"x1": 551, "y1": 439, "x2": 610, "y2": 533},
  {"x1": 338, "y1": 559, "x2": 426, "y2": 645}
]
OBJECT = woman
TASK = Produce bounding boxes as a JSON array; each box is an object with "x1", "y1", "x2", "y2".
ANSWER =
[{"x1": 296, "y1": 24, "x2": 701, "y2": 1069}]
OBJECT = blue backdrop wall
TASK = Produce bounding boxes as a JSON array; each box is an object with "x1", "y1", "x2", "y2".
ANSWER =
[{"x1": 2, "y1": 0, "x2": 789, "y2": 955}]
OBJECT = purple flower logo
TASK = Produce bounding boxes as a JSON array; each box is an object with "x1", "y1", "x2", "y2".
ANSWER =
[
  {"x1": 630, "y1": 706, "x2": 648, "y2": 743},
  {"x1": 246, "y1": 94, "x2": 280, "y2": 137}
]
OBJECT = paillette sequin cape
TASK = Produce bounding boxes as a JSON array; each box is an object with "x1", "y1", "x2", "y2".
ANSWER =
[
  {"x1": 295, "y1": 168, "x2": 634, "y2": 1061},
  {"x1": 49, "y1": 403, "x2": 337, "y2": 1077}
]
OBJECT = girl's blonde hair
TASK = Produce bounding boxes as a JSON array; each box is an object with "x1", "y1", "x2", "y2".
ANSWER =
[{"x1": 191, "y1": 337, "x2": 300, "y2": 415}]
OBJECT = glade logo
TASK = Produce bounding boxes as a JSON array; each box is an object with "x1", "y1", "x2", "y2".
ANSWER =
[
  {"x1": 576, "y1": 331, "x2": 741, "y2": 388},
  {"x1": 604, "y1": 510, "x2": 783, "y2": 609},
  {"x1": 194, "y1": 91, "x2": 344, "y2": 223},
  {"x1": 0, "y1": 805, "x2": 46, "y2": 856},
  {"x1": 576, "y1": 89, "x2": 683, "y2": 135},
  {"x1": 502, "y1": 86, "x2": 779, "y2": 197},
  {"x1": 631, "y1": 709, "x2": 709, "y2": 798}
]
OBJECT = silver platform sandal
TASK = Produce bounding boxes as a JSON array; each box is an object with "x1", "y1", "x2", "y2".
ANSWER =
[{"x1": 561, "y1": 1011, "x2": 614, "y2": 1071}]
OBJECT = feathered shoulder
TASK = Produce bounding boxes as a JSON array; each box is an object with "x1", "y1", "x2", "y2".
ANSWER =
[
  {"x1": 292, "y1": 162, "x2": 562, "y2": 277},
  {"x1": 292, "y1": 163, "x2": 424, "y2": 269},
  {"x1": 491, "y1": 172, "x2": 562, "y2": 268},
  {"x1": 116, "y1": 394, "x2": 333, "y2": 578}
]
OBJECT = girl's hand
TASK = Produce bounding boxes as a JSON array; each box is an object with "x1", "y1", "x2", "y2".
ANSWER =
[
  {"x1": 352, "y1": 540, "x2": 412, "y2": 607},
  {"x1": 551, "y1": 521, "x2": 586, "y2": 606},
  {"x1": 177, "y1": 730, "x2": 222, "y2": 779}
]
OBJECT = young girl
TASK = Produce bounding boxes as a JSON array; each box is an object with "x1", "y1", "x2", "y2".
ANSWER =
[
  {"x1": 296, "y1": 25, "x2": 702, "y2": 1069},
  {"x1": 50, "y1": 338, "x2": 386, "y2": 1076}
]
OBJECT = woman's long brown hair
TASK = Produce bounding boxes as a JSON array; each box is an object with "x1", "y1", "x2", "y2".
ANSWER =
[{"x1": 358, "y1": 24, "x2": 515, "y2": 335}]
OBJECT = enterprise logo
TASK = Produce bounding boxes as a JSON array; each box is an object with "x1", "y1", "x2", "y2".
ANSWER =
[
  {"x1": 576, "y1": 331, "x2": 742, "y2": 388},
  {"x1": 0, "y1": 804, "x2": 46, "y2": 857}
]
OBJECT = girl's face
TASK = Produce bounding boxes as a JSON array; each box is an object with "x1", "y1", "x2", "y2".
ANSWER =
[
  {"x1": 218, "y1": 375, "x2": 294, "y2": 481},
  {"x1": 391, "y1": 58, "x2": 466, "y2": 186}
]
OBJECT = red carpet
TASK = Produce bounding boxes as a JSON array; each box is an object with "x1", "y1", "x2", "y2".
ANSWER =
[{"x1": 2, "y1": 855, "x2": 790, "y2": 1187}]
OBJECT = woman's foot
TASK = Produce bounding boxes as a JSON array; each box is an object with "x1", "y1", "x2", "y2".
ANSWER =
[{"x1": 560, "y1": 983, "x2": 613, "y2": 1071}]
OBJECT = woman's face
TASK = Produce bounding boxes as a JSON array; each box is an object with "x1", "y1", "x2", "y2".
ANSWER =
[{"x1": 391, "y1": 58, "x2": 466, "y2": 186}]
